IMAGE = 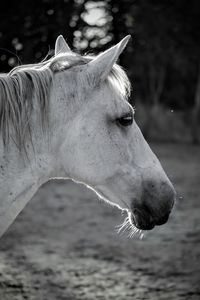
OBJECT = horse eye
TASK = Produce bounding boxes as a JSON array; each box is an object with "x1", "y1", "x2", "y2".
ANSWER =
[{"x1": 117, "y1": 113, "x2": 133, "y2": 127}]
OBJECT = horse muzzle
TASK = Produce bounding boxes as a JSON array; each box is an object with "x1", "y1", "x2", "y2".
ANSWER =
[
  {"x1": 130, "y1": 206, "x2": 171, "y2": 230},
  {"x1": 130, "y1": 180, "x2": 176, "y2": 230}
]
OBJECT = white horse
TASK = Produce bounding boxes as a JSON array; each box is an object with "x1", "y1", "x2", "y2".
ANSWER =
[{"x1": 0, "y1": 35, "x2": 175, "y2": 238}]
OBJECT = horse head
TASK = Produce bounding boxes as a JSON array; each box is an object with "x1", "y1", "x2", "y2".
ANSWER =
[{"x1": 52, "y1": 35, "x2": 176, "y2": 231}]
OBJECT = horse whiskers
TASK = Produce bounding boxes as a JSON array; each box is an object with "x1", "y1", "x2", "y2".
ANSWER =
[
  {"x1": 115, "y1": 215, "x2": 144, "y2": 239},
  {"x1": 116, "y1": 216, "x2": 129, "y2": 233}
]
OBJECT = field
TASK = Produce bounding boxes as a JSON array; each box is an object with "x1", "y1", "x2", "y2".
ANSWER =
[{"x1": 0, "y1": 143, "x2": 199, "y2": 300}]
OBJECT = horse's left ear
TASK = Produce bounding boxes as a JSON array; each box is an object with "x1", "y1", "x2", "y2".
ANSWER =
[
  {"x1": 86, "y1": 35, "x2": 131, "y2": 83},
  {"x1": 55, "y1": 35, "x2": 72, "y2": 55}
]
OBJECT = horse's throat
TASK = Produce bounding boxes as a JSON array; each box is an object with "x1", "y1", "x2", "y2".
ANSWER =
[{"x1": 0, "y1": 161, "x2": 48, "y2": 238}]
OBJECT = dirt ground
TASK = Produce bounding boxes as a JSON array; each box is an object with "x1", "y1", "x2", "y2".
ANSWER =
[{"x1": 0, "y1": 143, "x2": 199, "y2": 300}]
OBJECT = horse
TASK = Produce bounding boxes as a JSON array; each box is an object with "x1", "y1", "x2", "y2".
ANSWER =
[{"x1": 0, "y1": 35, "x2": 175, "y2": 238}]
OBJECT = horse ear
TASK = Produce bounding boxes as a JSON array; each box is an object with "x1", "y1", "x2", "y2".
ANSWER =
[
  {"x1": 87, "y1": 35, "x2": 131, "y2": 83},
  {"x1": 55, "y1": 35, "x2": 72, "y2": 55}
]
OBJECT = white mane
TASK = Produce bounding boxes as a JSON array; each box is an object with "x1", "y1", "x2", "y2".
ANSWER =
[{"x1": 0, "y1": 52, "x2": 131, "y2": 151}]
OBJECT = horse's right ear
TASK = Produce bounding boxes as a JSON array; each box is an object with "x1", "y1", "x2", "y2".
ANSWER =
[
  {"x1": 55, "y1": 35, "x2": 72, "y2": 55},
  {"x1": 86, "y1": 35, "x2": 131, "y2": 84}
]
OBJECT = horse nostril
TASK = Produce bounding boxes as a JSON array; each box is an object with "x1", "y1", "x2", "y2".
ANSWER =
[
  {"x1": 143, "y1": 179, "x2": 176, "y2": 213},
  {"x1": 144, "y1": 180, "x2": 156, "y2": 191}
]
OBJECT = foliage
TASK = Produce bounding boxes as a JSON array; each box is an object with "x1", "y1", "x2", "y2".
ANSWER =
[{"x1": 0, "y1": 0, "x2": 200, "y2": 141}]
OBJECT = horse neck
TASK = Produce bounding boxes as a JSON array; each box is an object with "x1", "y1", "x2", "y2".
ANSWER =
[
  {"x1": 0, "y1": 105, "x2": 56, "y2": 238},
  {"x1": 0, "y1": 72, "x2": 77, "y2": 237}
]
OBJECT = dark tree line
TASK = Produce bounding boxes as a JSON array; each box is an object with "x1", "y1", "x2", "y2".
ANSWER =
[{"x1": 0, "y1": 0, "x2": 200, "y2": 142}]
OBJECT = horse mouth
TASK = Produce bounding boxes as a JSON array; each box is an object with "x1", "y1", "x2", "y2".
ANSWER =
[
  {"x1": 130, "y1": 208, "x2": 170, "y2": 231},
  {"x1": 130, "y1": 209, "x2": 155, "y2": 230}
]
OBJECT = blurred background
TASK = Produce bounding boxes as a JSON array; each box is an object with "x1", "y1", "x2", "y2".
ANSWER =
[
  {"x1": 0, "y1": 1, "x2": 200, "y2": 300},
  {"x1": 0, "y1": 0, "x2": 200, "y2": 143}
]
